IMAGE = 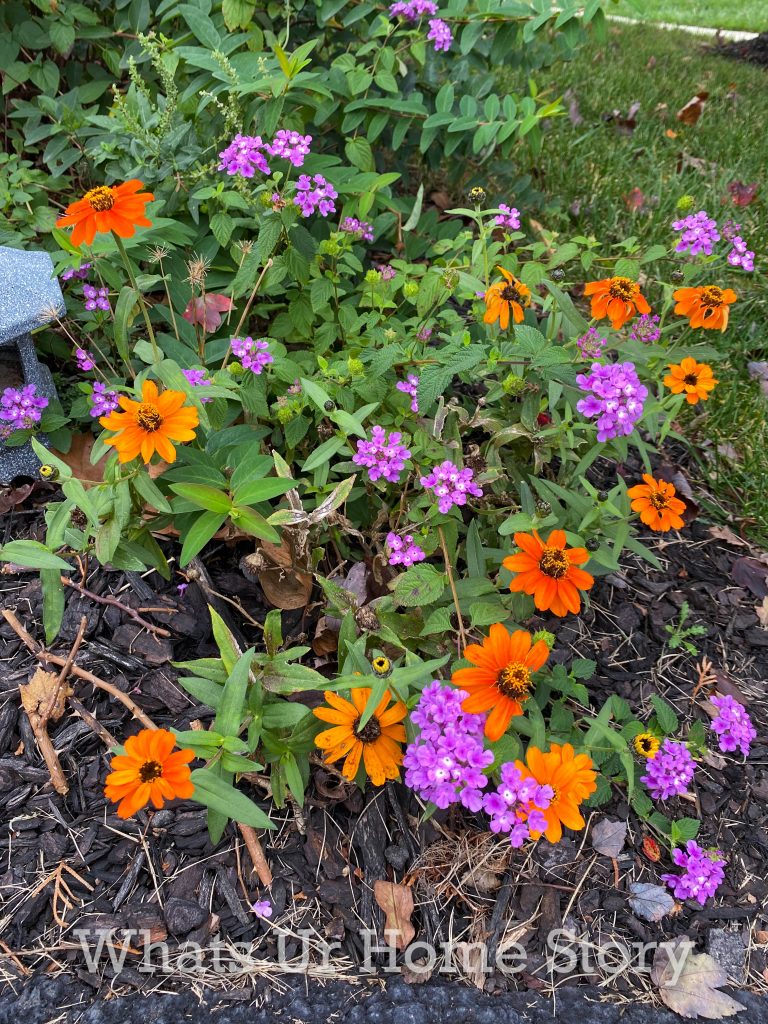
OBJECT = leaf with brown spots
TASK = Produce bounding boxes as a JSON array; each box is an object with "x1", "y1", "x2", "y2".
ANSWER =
[
  {"x1": 651, "y1": 938, "x2": 744, "y2": 1018},
  {"x1": 374, "y1": 880, "x2": 415, "y2": 950}
]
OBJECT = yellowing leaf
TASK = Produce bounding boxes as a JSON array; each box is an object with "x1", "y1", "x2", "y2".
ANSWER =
[
  {"x1": 651, "y1": 938, "x2": 744, "y2": 1019},
  {"x1": 19, "y1": 667, "x2": 69, "y2": 722},
  {"x1": 373, "y1": 880, "x2": 415, "y2": 950}
]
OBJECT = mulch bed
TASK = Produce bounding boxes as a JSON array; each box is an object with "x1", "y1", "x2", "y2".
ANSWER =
[
  {"x1": 713, "y1": 33, "x2": 768, "y2": 68},
  {"x1": 1, "y1": 464, "x2": 767, "y2": 999}
]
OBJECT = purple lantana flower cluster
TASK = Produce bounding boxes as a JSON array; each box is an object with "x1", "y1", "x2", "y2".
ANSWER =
[
  {"x1": 661, "y1": 841, "x2": 726, "y2": 903},
  {"x1": 630, "y1": 313, "x2": 661, "y2": 344},
  {"x1": 389, "y1": 0, "x2": 437, "y2": 18},
  {"x1": 396, "y1": 374, "x2": 419, "y2": 412},
  {"x1": 576, "y1": 327, "x2": 607, "y2": 360},
  {"x1": 403, "y1": 682, "x2": 494, "y2": 811},
  {"x1": 672, "y1": 210, "x2": 720, "y2": 257},
  {"x1": 576, "y1": 361, "x2": 647, "y2": 442},
  {"x1": 83, "y1": 285, "x2": 110, "y2": 312},
  {"x1": 420, "y1": 460, "x2": 483, "y2": 514},
  {"x1": 90, "y1": 382, "x2": 119, "y2": 418},
  {"x1": 640, "y1": 739, "x2": 696, "y2": 800},
  {"x1": 267, "y1": 129, "x2": 312, "y2": 166},
  {"x1": 182, "y1": 368, "x2": 213, "y2": 403},
  {"x1": 386, "y1": 532, "x2": 425, "y2": 567},
  {"x1": 710, "y1": 695, "x2": 756, "y2": 757},
  {"x1": 495, "y1": 204, "x2": 521, "y2": 231},
  {"x1": 353, "y1": 426, "x2": 412, "y2": 483},
  {"x1": 340, "y1": 217, "x2": 374, "y2": 242},
  {"x1": 231, "y1": 337, "x2": 273, "y2": 374},
  {"x1": 294, "y1": 174, "x2": 337, "y2": 218},
  {"x1": 61, "y1": 263, "x2": 91, "y2": 282},
  {"x1": 727, "y1": 235, "x2": 755, "y2": 272},
  {"x1": 483, "y1": 763, "x2": 553, "y2": 848},
  {"x1": 218, "y1": 134, "x2": 271, "y2": 178},
  {"x1": 378, "y1": 264, "x2": 396, "y2": 281},
  {"x1": 0, "y1": 385, "x2": 48, "y2": 432},
  {"x1": 75, "y1": 348, "x2": 95, "y2": 372},
  {"x1": 427, "y1": 18, "x2": 453, "y2": 51}
]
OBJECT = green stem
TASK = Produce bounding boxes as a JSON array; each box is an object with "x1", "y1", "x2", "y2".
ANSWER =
[{"x1": 113, "y1": 233, "x2": 161, "y2": 365}]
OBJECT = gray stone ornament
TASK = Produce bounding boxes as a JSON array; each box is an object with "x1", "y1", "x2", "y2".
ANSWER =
[{"x1": 0, "y1": 245, "x2": 63, "y2": 484}]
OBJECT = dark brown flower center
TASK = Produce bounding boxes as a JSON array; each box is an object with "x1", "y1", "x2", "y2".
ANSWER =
[
  {"x1": 700, "y1": 286, "x2": 724, "y2": 308},
  {"x1": 355, "y1": 717, "x2": 382, "y2": 743},
  {"x1": 136, "y1": 403, "x2": 163, "y2": 432},
  {"x1": 497, "y1": 662, "x2": 532, "y2": 700},
  {"x1": 649, "y1": 492, "x2": 669, "y2": 510},
  {"x1": 85, "y1": 186, "x2": 116, "y2": 212},
  {"x1": 683, "y1": 373, "x2": 699, "y2": 385},
  {"x1": 139, "y1": 760, "x2": 162, "y2": 782},
  {"x1": 539, "y1": 546, "x2": 569, "y2": 579},
  {"x1": 608, "y1": 276, "x2": 637, "y2": 301}
]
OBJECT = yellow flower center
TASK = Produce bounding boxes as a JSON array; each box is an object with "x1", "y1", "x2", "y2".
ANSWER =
[
  {"x1": 700, "y1": 286, "x2": 724, "y2": 308},
  {"x1": 136, "y1": 403, "x2": 163, "y2": 432},
  {"x1": 497, "y1": 662, "x2": 532, "y2": 700},
  {"x1": 355, "y1": 717, "x2": 382, "y2": 743},
  {"x1": 539, "y1": 546, "x2": 569, "y2": 579},
  {"x1": 84, "y1": 186, "x2": 116, "y2": 212},
  {"x1": 608, "y1": 276, "x2": 638, "y2": 301},
  {"x1": 139, "y1": 760, "x2": 162, "y2": 782},
  {"x1": 372, "y1": 656, "x2": 391, "y2": 676}
]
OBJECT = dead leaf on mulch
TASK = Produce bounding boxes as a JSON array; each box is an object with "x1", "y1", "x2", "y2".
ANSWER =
[
  {"x1": 730, "y1": 557, "x2": 768, "y2": 599},
  {"x1": 708, "y1": 525, "x2": 749, "y2": 549},
  {"x1": 604, "y1": 100, "x2": 640, "y2": 134},
  {"x1": 755, "y1": 596, "x2": 768, "y2": 628},
  {"x1": 19, "y1": 667, "x2": 69, "y2": 721},
  {"x1": 0, "y1": 481, "x2": 36, "y2": 514},
  {"x1": 373, "y1": 880, "x2": 415, "y2": 950},
  {"x1": 628, "y1": 881, "x2": 675, "y2": 922},
  {"x1": 651, "y1": 937, "x2": 745, "y2": 1019},
  {"x1": 241, "y1": 537, "x2": 313, "y2": 610},
  {"x1": 56, "y1": 433, "x2": 167, "y2": 487},
  {"x1": 591, "y1": 818, "x2": 627, "y2": 858},
  {"x1": 676, "y1": 91, "x2": 708, "y2": 125}
]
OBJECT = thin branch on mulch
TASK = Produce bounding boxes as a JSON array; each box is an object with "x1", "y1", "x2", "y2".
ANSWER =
[
  {"x1": 2, "y1": 608, "x2": 158, "y2": 730},
  {"x1": 62, "y1": 576, "x2": 172, "y2": 638},
  {"x1": 238, "y1": 823, "x2": 273, "y2": 888}
]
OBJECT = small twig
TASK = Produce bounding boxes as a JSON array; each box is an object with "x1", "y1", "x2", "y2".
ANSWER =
[
  {"x1": 42, "y1": 615, "x2": 87, "y2": 723},
  {"x1": 438, "y1": 526, "x2": 467, "y2": 653},
  {"x1": 61, "y1": 577, "x2": 171, "y2": 638},
  {"x1": 68, "y1": 695, "x2": 118, "y2": 747},
  {"x1": 222, "y1": 258, "x2": 274, "y2": 369},
  {"x1": 238, "y1": 823, "x2": 273, "y2": 887},
  {"x1": 2, "y1": 609, "x2": 157, "y2": 731}
]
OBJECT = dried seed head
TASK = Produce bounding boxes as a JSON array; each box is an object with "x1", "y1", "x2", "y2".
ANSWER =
[
  {"x1": 185, "y1": 253, "x2": 211, "y2": 288},
  {"x1": 148, "y1": 245, "x2": 170, "y2": 264}
]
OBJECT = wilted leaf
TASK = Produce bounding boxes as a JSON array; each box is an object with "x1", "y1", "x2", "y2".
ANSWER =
[
  {"x1": 182, "y1": 293, "x2": 233, "y2": 332},
  {"x1": 628, "y1": 881, "x2": 675, "y2": 922},
  {"x1": 374, "y1": 880, "x2": 415, "y2": 950},
  {"x1": 241, "y1": 539, "x2": 313, "y2": 610},
  {"x1": 708, "y1": 525, "x2": 749, "y2": 548},
  {"x1": 642, "y1": 836, "x2": 662, "y2": 862},
  {"x1": 0, "y1": 482, "x2": 35, "y2": 514},
  {"x1": 727, "y1": 180, "x2": 759, "y2": 207},
  {"x1": 312, "y1": 615, "x2": 339, "y2": 656},
  {"x1": 604, "y1": 100, "x2": 640, "y2": 134},
  {"x1": 652, "y1": 937, "x2": 744, "y2": 1019},
  {"x1": 564, "y1": 88, "x2": 582, "y2": 126},
  {"x1": 676, "y1": 91, "x2": 708, "y2": 125},
  {"x1": 591, "y1": 817, "x2": 627, "y2": 858},
  {"x1": 19, "y1": 667, "x2": 69, "y2": 722},
  {"x1": 730, "y1": 557, "x2": 768, "y2": 599},
  {"x1": 624, "y1": 187, "x2": 647, "y2": 213}
]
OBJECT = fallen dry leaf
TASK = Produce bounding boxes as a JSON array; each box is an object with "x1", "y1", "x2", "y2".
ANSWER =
[
  {"x1": 624, "y1": 187, "x2": 647, "y2": 213},
  {"x1": 0, "y1": 481, "x2": 36, "y2": 514},
  {"x1": 628, "y1": 881, "x2": 675, "y2": 922},
  {"x1": 747, "y1": 361, "x2": 768, "y2": 398},
  {"x1": 19, "y1": 667, "x2": 69, "y2": 721},
  {"x1": 676, "y1": 91, "x2": 709, "y2": 125},
  {"x1": 374, "y1": 880, "x2": 415, "y2": 950},
  {"x1": 727, "y1": 180, "x2": 759, "y2": 207},
  {"x1": 651, "y1": 937, "x2": 744, "y2": 1019},
  {"x1": 591, "y1": 817, "x2": 627, "y2": 858},
  {"x1": 730, "y1": 556, "x2": 768, "y2": 599},
  {"x1": 708, "y1": 525, "x2": 749, "y2": 548},
  {"x1": 604, "y1": 100, "x2": 640, "y2": 134},
  {"x1": 453, "y1": 941, "x2": 487, "y2": 990},
  {"x1": 56, "y1": 433, "x2": 167, "y2": 487},
  {"x1": 564, "y1": 88, "x2": 582, "y2": 126},
  {"x1": 241, "y1": 538, "x2": 313, "y2": 610},
  {"x1": 642, "y1": 836, "x2": 662, "y2": 862},
  {"x1": 755, "y1": 596, "x2": 768, "y2": 628}
]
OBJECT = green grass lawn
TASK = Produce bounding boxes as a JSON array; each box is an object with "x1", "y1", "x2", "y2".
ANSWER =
[
  {"x1": 606, "y1": 0, "x2": 764, "y2": 33},
  {"x1": 511, "y1": 22, "x2": 768, "y2": 541}
]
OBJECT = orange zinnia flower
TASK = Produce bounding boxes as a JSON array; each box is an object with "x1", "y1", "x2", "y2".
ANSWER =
[
  {"x1": 314, "y1": 687, "x2": 407, "y2": 786},
  {"x1": 484, "y1": 267, "x2": 531, "y2": 329},
  {"x1": 664, "y1": 357, "x2": 718, "y2": 404},
  {"x1": 673, "y1": 285, "x2": 736, "y2": 332},
  {"x1": 516, "y1": 742, "x2": 597, "y2": 843},
  {"x1": 627, "y1": 474, "x2": 686, "y2": 533},
  {"x1": 453, "y1": 623, "x2": 549, "y2": 741},
  {"x1": 104, "y1": 728, "x2": 194, "y2": 819},
  {"x1": 99, "y1": 379, "x2": 199, "y2": 464},
  {"x1": 584, "y1": 276, "x2": 651, "y2": 329},
  {"x1": 55, "y1": 180, "x2": 154, "y2": 247},
  {"x1": 503, "y1": 529, "x2": 594, "y2": 617}
]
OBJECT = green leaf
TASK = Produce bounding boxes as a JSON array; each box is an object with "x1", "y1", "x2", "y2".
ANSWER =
[
  {"x1": 391, "y1": 564, "x2": 446, "y2": 608},
  {"x1": 209, "y1": 608, "x2": 240, "y2": 674},
  {"x1": 233, "y1": 478, "x2": 296, "y2": 506},
  {"x1": 132, "y1": 471, "x2": 172, "y2": 513},
  {"x1": 170, "y1": 483, "x2": 233, "y2": 514},
  {"x1": 302, "y1": 436, "x2": 345, "y2": 472},
  {"x1": 214, "y1": 648, "x2": 255, "y2": 738},
  {"x1": 345, "y1": 136, "x2": 374, "y2": 172},
  {"x1": 179, "y1": 511, "x2": 228, "y2": 565},
  {"x1": 670, "y1": 817, "x2": 701, "y2": 844},
  {"x1": 41, "y1": 568, "x2": 65, "y2": 643},
  {"x1": 280, "y1": 752, "x2": 306, "y2": 804},
  {"x1": 190, "y1": 767, "x2": 274, "y2": 830},
  {"x1": 222, "y1": 0, "x2": 256, "y2": 30},
  {"x1": 231, "y1": 507, "x2": 281, "y2": 543},
  {"x1": 113, "y1": 286, "x2": 139, "y2": 368},
  {"x1": 0, "y1": 540, "x2": 72, "y2": 572},
  {"x1": 650, "y1": 694, "x2": 679, "y2": 735}
]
